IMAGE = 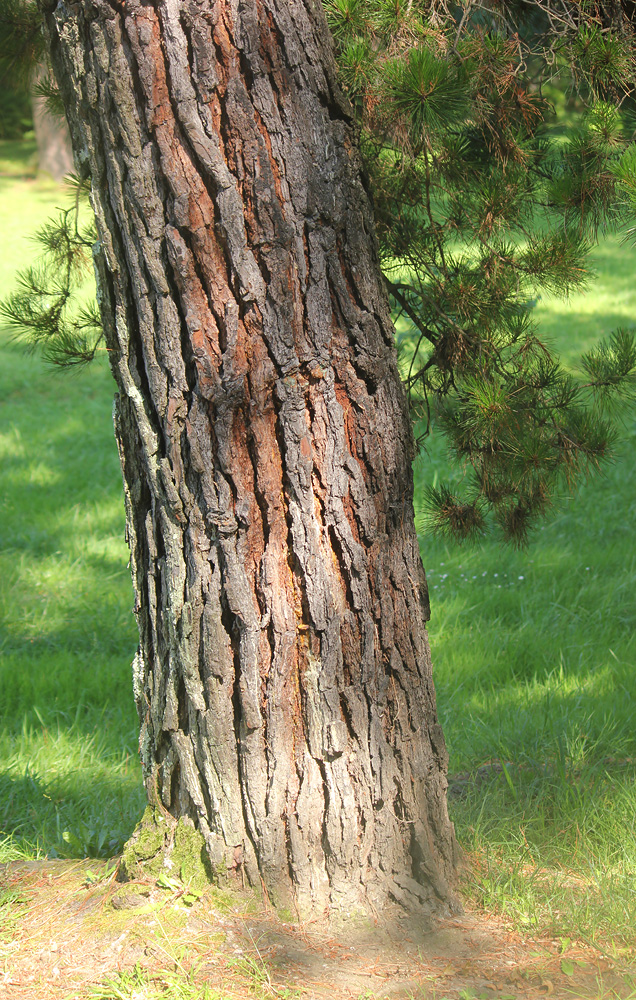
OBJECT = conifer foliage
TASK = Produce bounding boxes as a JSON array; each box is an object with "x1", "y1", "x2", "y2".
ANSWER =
[
  {"x1": 2, "y1": 0, "x2": 636, "y2": 543},
  {"x1": 1, "y1": 173, "x2": 103, "y2": 366},
  {"x1": 326, "y1": 0, "x2": 636, "y2": 544}
]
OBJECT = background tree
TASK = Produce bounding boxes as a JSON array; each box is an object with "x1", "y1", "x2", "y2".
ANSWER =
[
  {"x1": 0, "y1": 0, "x2": 72, "y2": 179},
  {"x1": 31, "y1": 62, "x2": 73, "y2": 182},
  {"x1": 2, "y1": 0, "x2": 636, "y2": 921}
]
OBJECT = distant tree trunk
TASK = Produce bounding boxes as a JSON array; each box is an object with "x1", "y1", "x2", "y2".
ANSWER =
[
  {"x1": 31, "y1": 65, "x2": 73, "y2": 182},
  {"x1": 44, "y1": 0, "x2": 459, "y2": 917}
]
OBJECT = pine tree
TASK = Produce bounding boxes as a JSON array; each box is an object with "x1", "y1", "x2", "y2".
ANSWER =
[
  {"x1": 1, "y1": 0, "x2": 635, "y2": 917},
  {"x1": 3, "y1": 0, "x2": 636, "y2": 543}
]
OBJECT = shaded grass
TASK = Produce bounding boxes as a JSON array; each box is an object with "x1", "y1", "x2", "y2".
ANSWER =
[
  {"x1": 0, "y1": 139, "x2": 38, "y2": 178},
  {"x1": 0, "y1": 139, "x2": 635, "y2": 951}
]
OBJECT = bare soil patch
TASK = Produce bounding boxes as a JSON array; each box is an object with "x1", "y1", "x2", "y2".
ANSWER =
[{"x1": 0, "y1": 859, "x2": 633, "y2": 999}]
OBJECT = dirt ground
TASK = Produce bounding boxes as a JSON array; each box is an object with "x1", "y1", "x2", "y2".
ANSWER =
[{"x1": 1, "y1": 859, "x2": 634, "y2": 1000}]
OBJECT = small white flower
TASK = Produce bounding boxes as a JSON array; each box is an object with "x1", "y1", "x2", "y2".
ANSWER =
[
  {"x1": 518, "y1": 575, "x2": 524, "y2": 580},
  {"x1": 494, "y1": 573, "x2": 498, "y2": 577}
]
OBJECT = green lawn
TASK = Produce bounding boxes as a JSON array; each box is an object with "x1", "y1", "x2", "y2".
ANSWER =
[
  {"x1": 412, "y1": 238, "x2": 636, "y2": 947},
  {"x1": 0, "y1": 139, "x2": 635, "y2": 950},
  {"x1": 0, "y1": 145, "x2": 144, "y2": 862}
]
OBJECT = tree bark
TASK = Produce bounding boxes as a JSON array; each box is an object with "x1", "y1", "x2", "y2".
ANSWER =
[{"x1": 44, "y1": 0, "x2": 459, "y2": 917}]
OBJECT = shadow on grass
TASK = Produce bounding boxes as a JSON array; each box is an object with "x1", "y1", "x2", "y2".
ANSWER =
[
  {"x1": 0, "y1": 139, "x2": 38, "y2": 178},
  {"x1": 447, "y1": 756, "x2": 636, "y2": 944},
  {"x1": 2, "y1": 292, "x2": 636, "y2": 903},
  {"x1": 0, "y1": 344, "x2": 132, "y2": 629},
  {"x1": 0, "y1": 764, "x2": 144, "y2": 860}
]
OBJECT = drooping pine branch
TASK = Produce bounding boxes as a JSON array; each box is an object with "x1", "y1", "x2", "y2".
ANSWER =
[{"x1": 0, "y1": 174, "x2": 103, "y2": 368}]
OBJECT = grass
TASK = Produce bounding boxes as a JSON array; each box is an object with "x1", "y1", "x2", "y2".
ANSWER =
[
  {"x1": 0, "y1": 137, "x2": 635, "y2": 960},
  {"x1": 413, "y1": 234, "x2": 636, "y2": 948},
  {"x1": 89, "y1": 962, "x2": 228, "y2": 999},
  {"x1": 0, "y1": 141, "x2": 144, "y2": 861}
]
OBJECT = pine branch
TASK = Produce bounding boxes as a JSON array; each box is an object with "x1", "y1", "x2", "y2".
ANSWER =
[{"x1": 0, "y1": 177, "x2": 103, "y2": 370}]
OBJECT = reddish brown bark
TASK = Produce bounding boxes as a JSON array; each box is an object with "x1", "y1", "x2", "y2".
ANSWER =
[{"x1": 44, "y1": 0, "x2": 459, "y2": 917}]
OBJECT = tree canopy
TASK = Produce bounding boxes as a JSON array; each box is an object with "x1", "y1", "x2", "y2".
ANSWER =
[{"x1": 325, "y1": 0, "x2": 636, "y2": 543}]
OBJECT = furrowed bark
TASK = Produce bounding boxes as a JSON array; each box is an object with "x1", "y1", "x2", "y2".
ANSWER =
[{"x1": 44, "y1": 0, "x2": 459, "y2": 917}]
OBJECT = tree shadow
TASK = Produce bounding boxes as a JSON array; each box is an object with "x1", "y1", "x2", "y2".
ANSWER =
[{"x1": 0, "y1": 139, "x2": 38, "y2": 173}]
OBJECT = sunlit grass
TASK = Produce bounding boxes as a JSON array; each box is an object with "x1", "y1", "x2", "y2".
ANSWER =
[
  {"x1": 1, "y1": 140, "x2": 635, "y2": 950},
  {"x1": 414, "y1": 232, "x2": 636, "y2": 946},
  {"x1": 0, "y1": 141, "x2": 143, "y2": 861},
  {"x1": 533, "y1": 236, "x2": 636, "y2": 364}
]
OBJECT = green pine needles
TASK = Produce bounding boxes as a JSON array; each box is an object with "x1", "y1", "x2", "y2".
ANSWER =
[
  {"x1": 0, "y1": 0, "x2": 102, "y2": 365},
  {"x1": 1, "y1": 174, "x2": 103, "y2": 367},
  {"x1": 326, "y1": 0, "x2": 636, "y2": 545}
]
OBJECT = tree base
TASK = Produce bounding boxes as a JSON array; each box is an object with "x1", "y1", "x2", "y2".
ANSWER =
[{"x1": 118, "y1": 807, "x2": 463, "y2": 925}]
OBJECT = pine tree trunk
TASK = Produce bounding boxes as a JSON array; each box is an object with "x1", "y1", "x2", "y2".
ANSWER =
[{"x1": 44, "y1": 0, "x2": 459, "y2": 917}]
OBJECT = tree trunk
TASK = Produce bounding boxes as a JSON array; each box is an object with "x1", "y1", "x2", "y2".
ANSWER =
[{"x1": 44, "y1": 0, "x2": 459, "y2": 918}]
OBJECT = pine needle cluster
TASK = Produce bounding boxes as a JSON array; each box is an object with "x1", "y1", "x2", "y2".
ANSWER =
[
  {"x1": 1, "y1": 174, "x2": 103, "y2": 367},
  {"x1": 0, "y1": 0, "x2": 62, "y2": 118},
  {"x1": 326, "y1": 0, "x2": 636, "y2": 544},
  {"x1": 0, "y1": 0, "x2": 101, "y2": 365}
]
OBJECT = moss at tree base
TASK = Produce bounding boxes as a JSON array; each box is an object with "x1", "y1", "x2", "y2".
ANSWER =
[
  {"x1": 172, "y1": 818, "x2": 214, "y2": 892},
  {"x1": 118, "y1": 807, "x2": 211, "y2": 891}
]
